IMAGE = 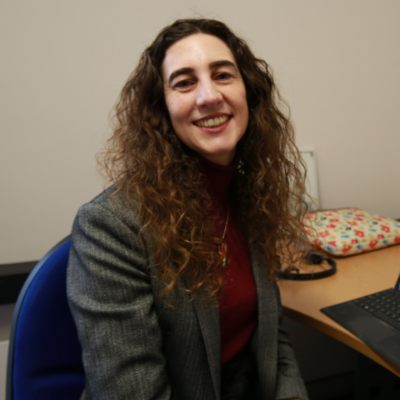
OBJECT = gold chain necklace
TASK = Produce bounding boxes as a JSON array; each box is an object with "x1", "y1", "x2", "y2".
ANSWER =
[{"x1": 217, "y1": 206, "x2": 230, "y2": 268}]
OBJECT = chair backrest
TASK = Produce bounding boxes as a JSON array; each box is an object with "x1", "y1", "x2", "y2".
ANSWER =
[{"x1": 6, "y1": 236, "x2": 85, "y2": 400}]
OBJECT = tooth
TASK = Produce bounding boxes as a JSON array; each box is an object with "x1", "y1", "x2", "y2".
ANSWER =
[{"x1": 195, "y1": 116, "x2": 229, "y2": 128}]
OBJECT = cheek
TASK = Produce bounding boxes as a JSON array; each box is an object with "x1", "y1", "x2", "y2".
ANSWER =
[
  {"x1": 233, "y1": 84, "x2": 249, "y2": 116},
  {"x1": 238, "y1": 92, "x2": 249, "y2": 126},
  {"x1": 166, "y1": 97, "x2": 186, "y2": 127}
]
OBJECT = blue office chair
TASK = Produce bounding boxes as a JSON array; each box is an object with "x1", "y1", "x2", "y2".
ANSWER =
[{"x1": 6, "y1": 235, "x2": 85, "y2": 400}]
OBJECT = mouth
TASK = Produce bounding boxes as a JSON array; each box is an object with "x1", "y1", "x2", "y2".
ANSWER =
[{"x1": 193, "y1": 115, "x2": 231, "y2": 128}]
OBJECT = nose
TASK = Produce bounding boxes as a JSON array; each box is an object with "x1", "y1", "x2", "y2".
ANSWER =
[{"x1": 196, "y1": 79, "x2": 222, "y2": 108}]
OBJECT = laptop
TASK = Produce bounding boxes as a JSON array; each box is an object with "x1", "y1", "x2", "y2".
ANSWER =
[{"x1": 321, "y1": 272, "x2": 400, "y2": 367}]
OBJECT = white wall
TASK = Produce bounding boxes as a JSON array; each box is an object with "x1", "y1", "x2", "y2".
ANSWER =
[{"x1": 1, "y1": 0, "x2": 400, "y2": 263}]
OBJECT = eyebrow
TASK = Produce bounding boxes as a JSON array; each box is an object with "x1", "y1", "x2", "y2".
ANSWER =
[{"x1": 167, "y1": 59, "x2": 237, "y2": 86}]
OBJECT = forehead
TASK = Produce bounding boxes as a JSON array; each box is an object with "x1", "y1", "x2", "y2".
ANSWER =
[{"x1": 162, "y1": 33, "x2": 237, "y2": 78}]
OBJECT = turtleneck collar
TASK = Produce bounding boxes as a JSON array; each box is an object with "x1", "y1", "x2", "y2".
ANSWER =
[{"x1": 196, "y1": 153, "x2": 240, "y2": 206}]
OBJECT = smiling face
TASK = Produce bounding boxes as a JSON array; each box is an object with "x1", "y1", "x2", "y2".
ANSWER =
[{"x1": 162, "y1": 33, "x2": 249, "y2": 166}]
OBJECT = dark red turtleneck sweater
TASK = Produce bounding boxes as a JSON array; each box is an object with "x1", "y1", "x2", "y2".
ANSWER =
[{"x1": 198, "y1": 156, "x2": 258, "y2": 365}]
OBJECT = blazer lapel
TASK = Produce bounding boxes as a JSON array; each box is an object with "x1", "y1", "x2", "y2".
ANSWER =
[
  {"x1": 182, "y1": 277, "x2": 221, "y2": 400},
  {"x1": 249, "y1": 247, "x2": 278, "y2": 399},
  {"x1": 179, "y1": 248, "x2": 278, "y2": 400}
]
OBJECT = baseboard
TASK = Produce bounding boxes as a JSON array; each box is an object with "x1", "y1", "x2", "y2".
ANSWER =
[{"x1": 0, "y1": 341, "x2": 9, "y2": 400}]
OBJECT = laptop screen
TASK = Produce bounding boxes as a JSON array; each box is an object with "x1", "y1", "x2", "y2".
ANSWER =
[{"x1": 395, "y1": 272, "x2": 400, "y2": 291}]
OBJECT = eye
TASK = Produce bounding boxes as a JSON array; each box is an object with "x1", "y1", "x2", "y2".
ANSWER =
[
  {"x1": 217, "y1": 72, "x2": 231, "y2": 80},
  {"x1": 215, "y1": 72, "x2": 234, "y2": 83},
  {"x1": 176, "y1": 80, "x2": 190, "y2": 87},
  {"x1": 174, "y1": 79, "x2": 194, "y2": 91}
]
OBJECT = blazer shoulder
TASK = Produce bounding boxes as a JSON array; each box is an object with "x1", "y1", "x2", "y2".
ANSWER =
[
  {"x1": 71, "y1": 186, "x2": 154, "y2": 266},
  {"x1": 75, "y1": 186, "x2": 142, "y2": 230}
]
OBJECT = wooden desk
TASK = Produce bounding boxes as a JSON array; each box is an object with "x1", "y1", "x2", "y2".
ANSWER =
[{"x1": 278, "y1": 244, "x2": 400, "y2": 377}]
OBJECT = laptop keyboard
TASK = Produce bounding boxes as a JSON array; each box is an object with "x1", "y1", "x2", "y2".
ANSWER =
[{"x1": 353, "y1": 289, "x2": 400, "y2": 331}]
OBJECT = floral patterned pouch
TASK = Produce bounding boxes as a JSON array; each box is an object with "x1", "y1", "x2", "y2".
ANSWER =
[{"x1": 303, "y1": 208, "x2": 400, "y2": 256}]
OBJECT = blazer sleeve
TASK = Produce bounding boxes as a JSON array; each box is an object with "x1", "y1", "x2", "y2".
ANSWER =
[
  {"x1": 67, "y1": 199, "x2": 173, "y2": 400},
  {"x1": 274, "y1": 282, "x2": 309, "y2": 400}
]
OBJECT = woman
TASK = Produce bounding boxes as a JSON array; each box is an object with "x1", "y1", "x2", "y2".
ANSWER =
[{"x1": 67, "y1": 18, "x2": 309, "y2": 400}]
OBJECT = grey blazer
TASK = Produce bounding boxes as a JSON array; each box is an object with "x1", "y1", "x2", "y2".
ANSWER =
[{"x1": 67, "y1": 188, "x2": 309, "y2": 400}]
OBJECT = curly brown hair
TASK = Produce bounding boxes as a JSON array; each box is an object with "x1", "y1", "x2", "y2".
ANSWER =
[{"x1": 99, "y1": 18, "x2": 308, "y2": 301}]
